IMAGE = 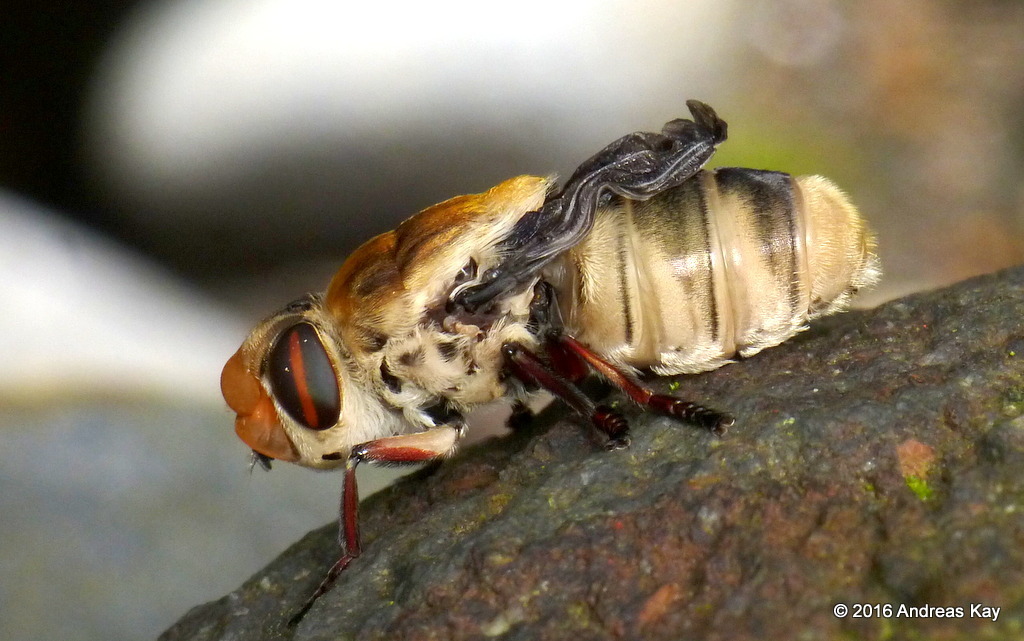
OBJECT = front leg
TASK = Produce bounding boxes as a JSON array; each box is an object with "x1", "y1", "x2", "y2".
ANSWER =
[
  {"x1": 454, "y1": 100, "x2": 727, "y2": 312},
  {"x1": 288, "y1": 425, "x2": 462, "y2": 626}
]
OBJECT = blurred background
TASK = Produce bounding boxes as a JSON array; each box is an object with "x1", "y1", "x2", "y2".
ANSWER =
[{"x1": 2, "y1": 1, "x2": 1023, "y2": 639}]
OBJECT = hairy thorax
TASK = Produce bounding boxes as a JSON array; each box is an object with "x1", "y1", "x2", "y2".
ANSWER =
[{"x1": 378, "y1": 289, "x2": 538, "y2": 413}]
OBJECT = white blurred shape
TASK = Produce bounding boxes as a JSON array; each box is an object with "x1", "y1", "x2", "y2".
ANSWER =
[
  {"x1": 88, "y1": 0, "x2": 732, "y2": 198},
  {"x1": 0, "y1": 191, "x2": 246, "y2": 403}
]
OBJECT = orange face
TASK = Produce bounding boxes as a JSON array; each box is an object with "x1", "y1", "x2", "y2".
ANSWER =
[
  {"x1": 220, "y1": 345, "x2": 301, "y2": 462},
  {"x1": 221, "y1": 318, "x2": 347, "y2": 463}
]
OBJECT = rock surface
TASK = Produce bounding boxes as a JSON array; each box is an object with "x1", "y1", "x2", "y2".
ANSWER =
[{"x1": 161, "y1": 267, "x2": 1024, "y2": 641}]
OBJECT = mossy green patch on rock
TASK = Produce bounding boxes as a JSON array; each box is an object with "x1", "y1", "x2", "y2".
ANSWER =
[{"x1": 905, "y1": 475, "x2": 935, "y2": 501}]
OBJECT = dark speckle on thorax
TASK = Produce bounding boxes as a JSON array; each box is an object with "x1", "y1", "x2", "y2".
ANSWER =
[
  {"x1": 438, "y1": 341, "x2": 460, "y2": 362},
  {"x1": 399, "y1": 349, "x2": 425, "y2": 367}
]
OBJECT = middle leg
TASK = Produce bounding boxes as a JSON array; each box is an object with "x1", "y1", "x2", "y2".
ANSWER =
[{"x1": 503, "y1": 342, "x2": 630, "y2": 449}]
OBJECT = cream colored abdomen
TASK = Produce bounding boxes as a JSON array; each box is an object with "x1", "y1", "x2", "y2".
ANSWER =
[{"x1": 545, "y1": 168, "x2": 879, "y2": 375}]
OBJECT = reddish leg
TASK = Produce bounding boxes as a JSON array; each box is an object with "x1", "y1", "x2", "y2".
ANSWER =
[
  {"x1": 529, "y1": 281, "x2": 587, "y2": 385},
  {"x1": 288, "y1": 426, "x2": 461, "y2": 626},
  {"x1": 553, "y1": 334, "x2": 734, "y2": 436},
  {"x1": 503, "y1": 342, "x2": 630, "y2": 448},
  {"x1": 288, "y1": 455, "x2": 361, "y2": 626},
  {"x1": 545, "y1": 333, "x2": 590, "y2": 383}
]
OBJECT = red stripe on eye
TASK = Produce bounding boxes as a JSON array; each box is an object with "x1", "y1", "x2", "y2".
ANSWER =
[{"x1": 288, "y1": 330, "x2": 321, "y2": 428}]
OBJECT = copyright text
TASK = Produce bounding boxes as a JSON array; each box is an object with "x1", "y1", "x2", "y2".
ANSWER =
[{"x1": 833, "y1": 603, "x2": 1000, "y2": 621}]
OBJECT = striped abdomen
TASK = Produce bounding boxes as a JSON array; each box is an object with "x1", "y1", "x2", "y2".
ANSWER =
[{"x1": 545, "y1": 167, "x2": 879, "y2": 375}]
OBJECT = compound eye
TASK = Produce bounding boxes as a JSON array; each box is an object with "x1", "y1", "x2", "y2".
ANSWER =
[{"x1": 266, "y1": 322, "x2": 340, "y2": 430}]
